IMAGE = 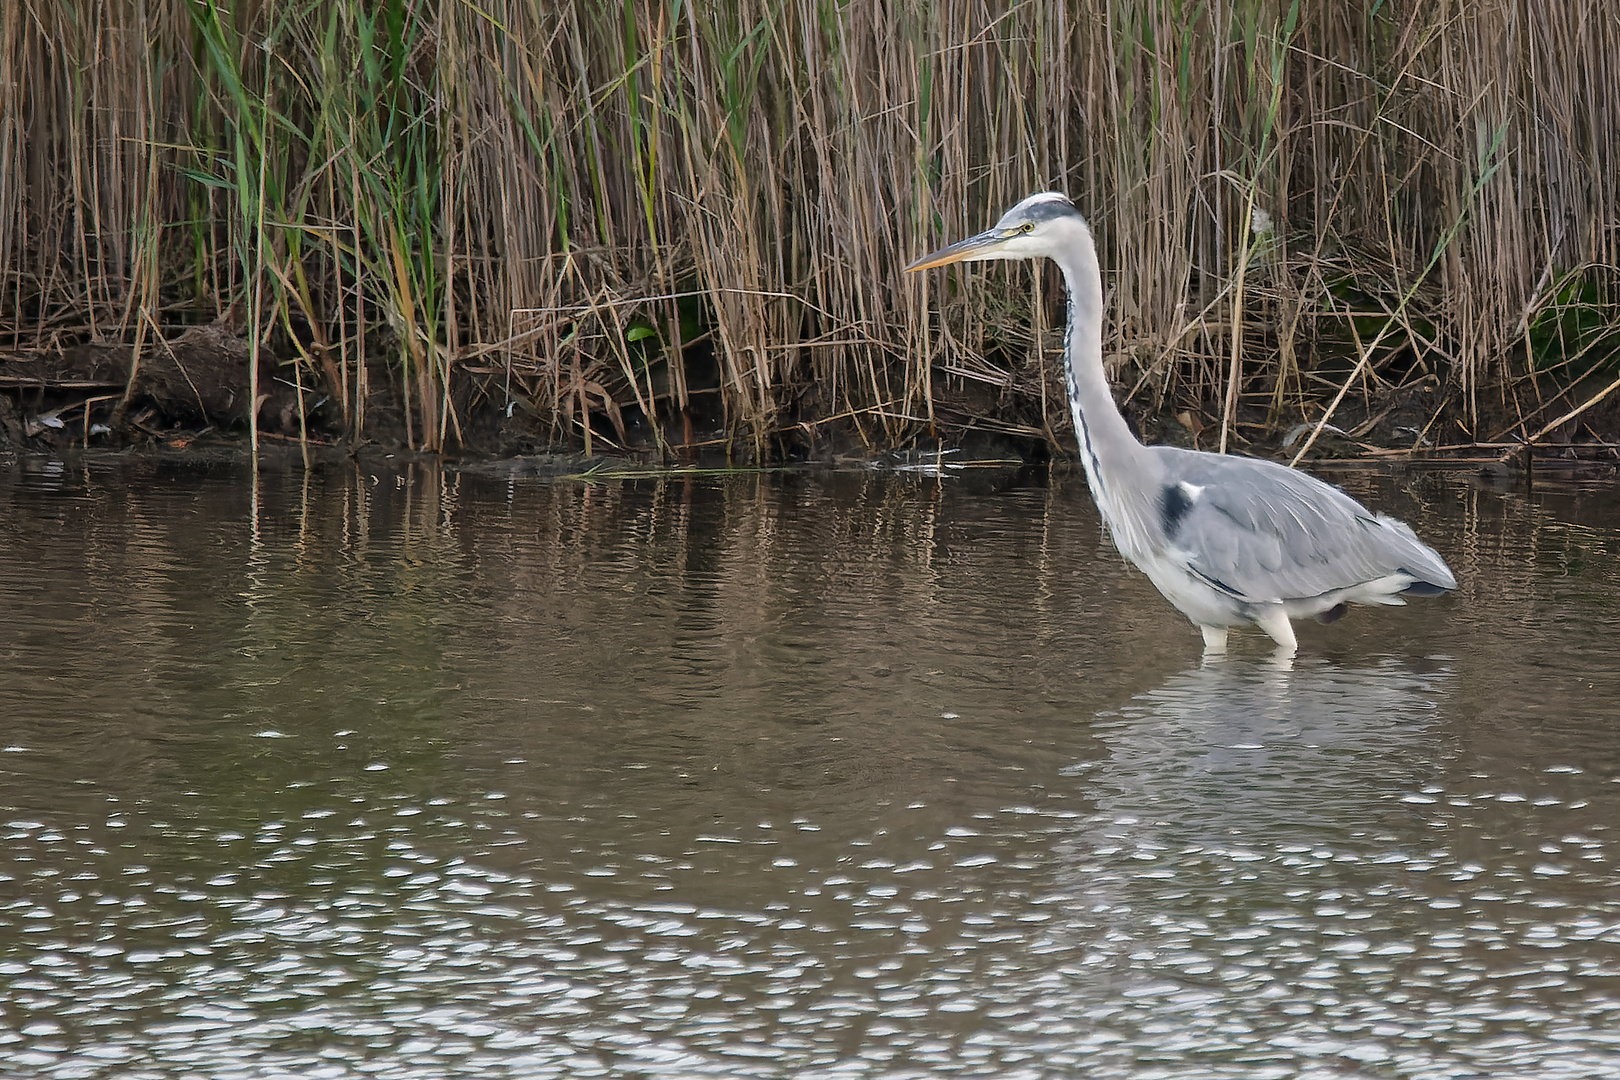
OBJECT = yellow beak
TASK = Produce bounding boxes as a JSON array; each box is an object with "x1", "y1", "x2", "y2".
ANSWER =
[{"x1": 903, "y1": 228, "x2": 1017, "y2": 272}]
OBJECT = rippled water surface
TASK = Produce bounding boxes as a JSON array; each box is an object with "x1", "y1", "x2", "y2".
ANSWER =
[{"x1": 1, "y1": 455, "x2": 1618, "y2": 1078}]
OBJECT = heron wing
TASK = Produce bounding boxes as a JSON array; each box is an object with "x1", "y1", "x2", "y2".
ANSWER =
[{"x1": 1150, "y1": 447, "x2": 1455, "y2": 603}]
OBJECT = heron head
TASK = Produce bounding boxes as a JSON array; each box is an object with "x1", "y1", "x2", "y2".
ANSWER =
[{"x1": 905, "y1": 191, "x2": 1089, "y2": 272}]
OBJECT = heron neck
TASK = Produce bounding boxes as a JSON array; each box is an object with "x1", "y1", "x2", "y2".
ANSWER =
[{"x1": 1056, "y1": 254, "x2": 1150, "y2": 497}]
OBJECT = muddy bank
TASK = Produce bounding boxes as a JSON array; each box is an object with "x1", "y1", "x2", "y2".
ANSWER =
[
  {"x1": 0, "y1": 324, "x2": 541, "y2": 459},
  {"x1": 5, "y1": 329, "x2": 1620, "y2": 471}
]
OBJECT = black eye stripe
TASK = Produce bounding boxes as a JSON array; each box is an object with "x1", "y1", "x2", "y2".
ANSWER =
[{"x1": 1018, "y1": 196, "x2": 1081, "y2": 225}]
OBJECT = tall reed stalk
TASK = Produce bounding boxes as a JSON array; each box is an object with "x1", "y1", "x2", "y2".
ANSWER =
[{"x1": 2, "y1": 1, "x2": 1616, "y2": 457}]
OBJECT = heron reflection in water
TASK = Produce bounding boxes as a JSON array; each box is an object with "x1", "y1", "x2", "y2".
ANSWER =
[{"x1": 908, "y1": 193, "x2": 1455, "y2": 656}]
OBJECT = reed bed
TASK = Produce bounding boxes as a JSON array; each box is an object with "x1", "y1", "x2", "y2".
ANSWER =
[{"x1": 2, "y1": 0, "x2": 1616, "y2": 458}]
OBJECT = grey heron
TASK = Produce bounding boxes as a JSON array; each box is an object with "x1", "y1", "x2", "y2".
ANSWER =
[{"x1": 907, "y1": 192, "x2": 1456, "y2": 655}]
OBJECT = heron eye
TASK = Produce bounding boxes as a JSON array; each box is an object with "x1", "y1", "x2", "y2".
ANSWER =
[{"x1": 1021, "y1": 222, "x2": 1035, "y2": 234}]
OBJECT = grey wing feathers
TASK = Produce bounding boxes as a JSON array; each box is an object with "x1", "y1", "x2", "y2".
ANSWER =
[{"x1": 1152, "y1": 448, "x2": 1456, "y2": 603}]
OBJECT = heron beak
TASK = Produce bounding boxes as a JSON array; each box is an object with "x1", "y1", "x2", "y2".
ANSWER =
[{"x1": 904, "y1": 228, "x2": 1017, "y2": 272}]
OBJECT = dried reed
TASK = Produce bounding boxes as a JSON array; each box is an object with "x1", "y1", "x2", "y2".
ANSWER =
[{"x1": 1, "y1": 1, "x2": 1615, "y2": 456}]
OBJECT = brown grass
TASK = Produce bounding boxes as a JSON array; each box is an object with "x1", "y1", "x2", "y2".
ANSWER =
[{"x1": 1, "y1": 0, "x2": 1616, "y2": 457}]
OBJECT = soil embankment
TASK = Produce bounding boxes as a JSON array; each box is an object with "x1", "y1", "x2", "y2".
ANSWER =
[{"x1": 6, "y1": 331, "x2": 1620, "y2": 471}]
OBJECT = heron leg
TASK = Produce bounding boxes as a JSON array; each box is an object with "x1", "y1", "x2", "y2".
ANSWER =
[
  {"x1": 1200, "y1": 625, "x2": 1229, "y2": 654},
  {"x1": 1254, "y1": 606, "x2": 1298, "y2": 655}
]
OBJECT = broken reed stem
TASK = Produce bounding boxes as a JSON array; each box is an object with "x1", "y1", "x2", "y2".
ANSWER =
[
  {"x1": 1498, "y1": 371, "x2": 1620, "y2": 465},
  {"x1": 249, "y1": 36, "x2": 270, "y2": 470},
  {"x1": 1290, "y1": 121, "x2": 1511, "y2": 466}
]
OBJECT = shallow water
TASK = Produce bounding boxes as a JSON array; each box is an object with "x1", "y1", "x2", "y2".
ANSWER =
[{"x1": 0, "y1": 455, "x2": 1617, "y2": 1078}]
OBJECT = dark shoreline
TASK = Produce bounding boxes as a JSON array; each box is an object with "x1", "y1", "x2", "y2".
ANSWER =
[{"x1": 6, "y1": 336, "x2": 1620, "y2": 478}]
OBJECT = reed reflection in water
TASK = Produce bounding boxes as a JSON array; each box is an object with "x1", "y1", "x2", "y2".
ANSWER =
[{"x1": 0, "y1": 457, "x2": 1615, "y2": 1078}]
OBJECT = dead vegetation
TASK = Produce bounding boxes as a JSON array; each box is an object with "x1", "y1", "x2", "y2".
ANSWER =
[{"x1": 1, "y1": 1, "x2": 1617, "y2": 462}]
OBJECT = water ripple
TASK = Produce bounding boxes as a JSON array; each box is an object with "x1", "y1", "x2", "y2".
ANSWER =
[{"x1": 1, "y1": 464, "x2": 1618, "y2": 1076}]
